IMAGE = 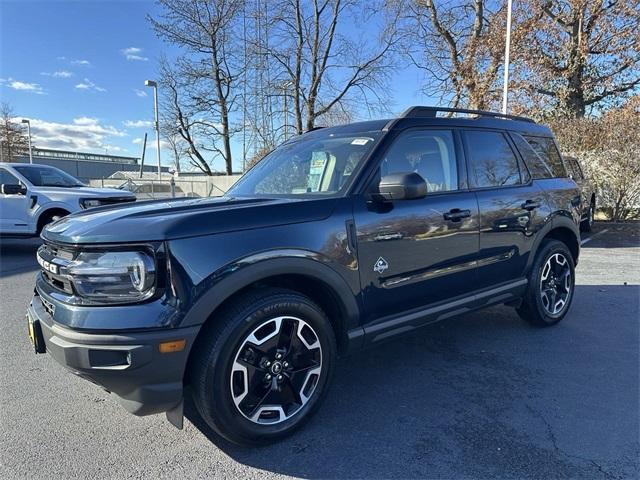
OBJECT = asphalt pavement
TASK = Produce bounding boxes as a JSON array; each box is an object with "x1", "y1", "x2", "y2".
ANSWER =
[{"x1": 1, "y1": 223, "x2": 638, "y2": 479}]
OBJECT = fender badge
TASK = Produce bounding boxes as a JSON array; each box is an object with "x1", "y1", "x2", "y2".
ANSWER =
[{"x1": 373, "y1": 257, "x2": 389, "y2": 274}]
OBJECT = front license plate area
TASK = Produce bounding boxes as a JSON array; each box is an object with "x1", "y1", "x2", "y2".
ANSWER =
[{"x1": 26, "y1": 311, "x2": 46, "y2": 354}]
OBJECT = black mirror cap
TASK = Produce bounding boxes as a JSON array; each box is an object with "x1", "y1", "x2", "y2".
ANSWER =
[
  {"x1": 1, "y1": 184, "x2": 26, "y2": 195},
  {"x1": 376, "y1": 172, "x2": 427, "y2": 201}
]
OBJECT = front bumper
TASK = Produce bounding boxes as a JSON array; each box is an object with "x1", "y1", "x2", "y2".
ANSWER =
[{"x1": 27, "y1": 293, "x2": 199, "y2": 416}]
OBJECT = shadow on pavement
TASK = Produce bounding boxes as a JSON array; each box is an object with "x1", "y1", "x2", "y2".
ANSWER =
[
  {"x1": 0, "y1": 237, "x2": 41, "y2": 278},
  {"x1": 581, "y1": 222, "x2": 640, "y2": 249},
  {"x1": 184, "y1": 284, "x2": 639, "y2": 479}
]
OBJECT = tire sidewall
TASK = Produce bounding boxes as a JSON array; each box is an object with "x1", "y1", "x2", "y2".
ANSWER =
[
  {"x1": 196, "y1": 293, "x2": 336, "y2": 444},
  {"x1": 530, "y1": 241, "x2": 576, "y2": 325}
]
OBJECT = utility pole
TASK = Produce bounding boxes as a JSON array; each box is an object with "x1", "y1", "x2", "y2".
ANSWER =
[
  {"x1": 145, "y1": 80, "x2": 162, "y2": 179},
  {"x1": 502, "y1": 0, "x2": 513, "y2": 114},
  {"x1": 21, "y1": 119, "x2": 33, "y2": 163},
  {"x1": 138, "y1": 132, "x2": 147, "y2": 178}
]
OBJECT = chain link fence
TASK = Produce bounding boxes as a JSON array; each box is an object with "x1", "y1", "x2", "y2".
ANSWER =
[{"x1": 89, "y1": 176, "x2": 239, "y2": 200}]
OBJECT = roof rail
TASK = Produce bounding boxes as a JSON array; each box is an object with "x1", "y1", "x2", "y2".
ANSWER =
[{"x1": 399, "y1": 106, "x2": 536, "y2": 123}]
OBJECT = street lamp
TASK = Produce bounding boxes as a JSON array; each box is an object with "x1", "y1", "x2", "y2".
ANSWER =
[
  {"x1": 21, "y1": 119, "x2": 33, "y2": 164},
  {"x1": 144, "y1": 79, "x2": 162, "y2": 179}
]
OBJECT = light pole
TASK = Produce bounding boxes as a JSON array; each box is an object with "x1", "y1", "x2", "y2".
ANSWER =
[
  {"x1": 144, "y1": 80, "x2": 162, "y2": 179},
  {"x1": 281, "y1": 81, "x2": 293, "y2": 141},
  {"x1": 502, "y1": 0, "x2": 513, "y2": 114},
  {"x1": 21, "y1": 119, "x2": 33, "y2": 164}
]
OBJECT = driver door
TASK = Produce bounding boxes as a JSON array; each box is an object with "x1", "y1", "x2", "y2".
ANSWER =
[
  {"x1": 0, "y1": 168, "x2": 30, "y2": 234},
  {"x1": 352, "y1": 129, "x2": 480, "y2": 331}
]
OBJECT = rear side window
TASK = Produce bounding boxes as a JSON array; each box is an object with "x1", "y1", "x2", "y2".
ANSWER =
[
  {"x1": 565, "y1": 157, "x2": 583, "y2": 180},
  {"x1": 524, "y1": 136, "x2": 567, "y2": 178},
  {"x1": 464, "y1": 131, "x2": 521, "y2": 188},
  {"x1": 510, "y1": 133, "x2": 553, "y2": 179}
]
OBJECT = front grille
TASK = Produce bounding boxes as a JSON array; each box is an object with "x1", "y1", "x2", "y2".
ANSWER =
[{"x1": 38, "y1": 243, "x2": 75, "y2": 294}]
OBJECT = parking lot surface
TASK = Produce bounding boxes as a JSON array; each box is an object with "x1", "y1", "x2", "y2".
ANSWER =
[{"x1": 1, "y1": 223, "x2": 638, "y2": 479}]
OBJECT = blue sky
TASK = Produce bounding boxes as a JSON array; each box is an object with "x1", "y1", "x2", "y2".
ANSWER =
[{"x1": 1, "y1": 0, "x2": 435, "y2": 172}]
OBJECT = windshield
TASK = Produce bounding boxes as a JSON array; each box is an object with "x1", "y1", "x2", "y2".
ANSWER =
[
  {"x1": 14, "y1": 165, "x2": 85, "y2": 187},
  {"x1": 228, "y1": 131, "x2": 382, "y2": 197}
]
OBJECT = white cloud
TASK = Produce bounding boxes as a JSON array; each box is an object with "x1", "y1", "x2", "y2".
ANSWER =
[
  {"x1": 121, "y1": 47, "x2": 149, "y2": 61},
  {"x1": 75, "y1": 78, "x2": 106, "y2": 92},
  {"x1": 73, "y1": 117, "x2": 99, "y2": 126},
  {"x1": 71, "y1": 59, "x2": 91, "y2": 66},
  {"x1": 2, "y1": 78, "x2": 45, "y2": 94},
  {"x1": 134, "y1": 89, "x2": 148, "y2": 97},
  {"x1": 24, "y1": 117, "x2": 127, "y2": 153},
  {"x1": 124, "y1": 120, "x2": 152, "y2": 128},
  {"x1": 133, "y1": 137, "x2": 169, "y2": 150},
  {"x1": 40, "y1": 70, "x2": 74, "y2": 78}
]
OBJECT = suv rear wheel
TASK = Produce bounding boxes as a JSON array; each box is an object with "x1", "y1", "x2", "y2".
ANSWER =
[
  {"x1": 517, "y1": 239, "x2": 575, "y2": 327},
  {"x1": 580, "y1": 203, "x2": 594, "y2": 233},
  {"x1": 190, "y1": 288, "x2": 337, "y2": 445}
]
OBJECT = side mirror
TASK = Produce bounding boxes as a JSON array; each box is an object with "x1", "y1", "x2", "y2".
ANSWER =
[
  {"x1": 1, "y1": 184, "x2": 26, "y2": 195},
  {"x1": 375, "y1": 172, "x2": 427, "y2": 201}
]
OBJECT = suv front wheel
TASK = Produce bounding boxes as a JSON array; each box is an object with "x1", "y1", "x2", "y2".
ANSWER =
[
  {"x1": 190, "y1": 288, "x2": 337, "y2": 445},
  {"x1": 517, "y1": 239, "x2": 576, "y2": 327}
]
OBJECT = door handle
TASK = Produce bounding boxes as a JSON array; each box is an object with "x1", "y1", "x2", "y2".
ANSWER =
[
  {"x1": 444, "y1": 208, "x2": 471, "y2": 222},
  {"x1": 521, "y1": 200, "x2": 540, "y2": 211}
]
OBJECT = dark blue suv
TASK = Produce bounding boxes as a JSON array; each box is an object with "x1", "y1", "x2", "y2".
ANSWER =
[{"x1": 27, "y1": 107, "x2": 581, "y2": 445}]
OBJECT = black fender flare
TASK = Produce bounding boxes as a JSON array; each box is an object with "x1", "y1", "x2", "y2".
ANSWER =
[
  {"x1": 526, "y1": 214, "x2": 580, "y2": 271},
  {"x1": 179, "y1": 250, "x2": 361, "y2": 336}
]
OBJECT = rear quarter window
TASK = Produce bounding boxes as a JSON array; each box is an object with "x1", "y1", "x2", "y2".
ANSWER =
[
  {"x1": 524, "y1": 136, "x2": 567, "y2": 178},
  {"x1": 510, "y1": 133, "x2": 553, "y2": 179}
]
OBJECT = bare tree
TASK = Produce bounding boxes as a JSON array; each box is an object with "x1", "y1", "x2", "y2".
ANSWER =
[
  {"x1": 552, "y1": 96, "x2": 640, "y2": 220},
  {"x1": 149, "y1": 0, "x2": 245, "y2": 174},
  {"x1": 159, "y1": 58, "x2": 214, "y2": 175},
  {"x1": 514, "y1": 0, "x2": 640, "y2": 118},
  {"x1": 0, "y1": 102, "x2": 28, "y2": 162},
  {"x1": 264, "y1": 0, "x2": 398, "y2": 133},
  {"x1": 403, "y1": 0, "x2": 514, "y2": 110}
]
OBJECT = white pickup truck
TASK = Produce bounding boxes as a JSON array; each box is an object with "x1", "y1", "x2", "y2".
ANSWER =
[{"x1": 0, "y1": 163, "x2": 136, "y2": 237}]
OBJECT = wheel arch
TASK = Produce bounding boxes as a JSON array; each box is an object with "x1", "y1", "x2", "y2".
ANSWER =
[
  {"x1": 180, "y1": 255, "x2": 361, "y2": 359},
  {"x1": 528, "y1": 216, "x2": 580, "y2": 269},
  {"x1": 36, "y1": 207, "x2": 71, "y2": 234}
]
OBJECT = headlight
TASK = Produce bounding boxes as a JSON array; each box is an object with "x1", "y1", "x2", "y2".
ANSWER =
[
  {"x1": 67, "y1": 251, "x2": 156, "y2": 303},
  {"x1": 80, "y1": 198, "x2": 103, "y2": 209}
]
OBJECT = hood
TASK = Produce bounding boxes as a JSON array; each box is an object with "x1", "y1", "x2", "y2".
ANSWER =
[
  {"x1": 35, "y1": 186, "x2": 136, "y2": 198},
  {"x1": 41, "y1": 196, "x2": 337, "y2": 245}
]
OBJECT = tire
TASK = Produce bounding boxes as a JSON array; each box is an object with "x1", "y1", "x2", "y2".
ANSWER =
[
  {"x1": 37, "y1": 212, "x2": 65, "y2": 235},
  {"x1": 580, "y1": 204, "x2": 593, "y2": 233},
  {"x1": 190, "y1": 288, "x2": 337, "y2": 445},
  {"x1": 517, "y1": 239, "x2": 576, "y2": 327}
]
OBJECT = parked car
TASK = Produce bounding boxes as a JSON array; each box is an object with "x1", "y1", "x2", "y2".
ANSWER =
[
  {"x1": 118, "y1": 179, "x2": 188, "y2": 200},
  {"x1": 26, "y1": 107, "x2": 582, "y2": 445},
  {"x1": 0, "y1": 163, "x2": 136, "y2": 236},
  {"x1": 563, "y1": 155, "x2": 596, "y2": 232}
]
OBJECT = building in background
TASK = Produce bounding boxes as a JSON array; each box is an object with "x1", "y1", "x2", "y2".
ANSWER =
[{"x1": 2, "y1": 146, "x2": 169, "y2": 182}]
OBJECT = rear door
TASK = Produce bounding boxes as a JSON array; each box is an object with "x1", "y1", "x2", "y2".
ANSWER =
[
  {"x1": 353, "y1": 128, "x2": 480, "y2": 326},
  {"x1": 462, "y1": 130, "x2": 549, "y2": 289}
]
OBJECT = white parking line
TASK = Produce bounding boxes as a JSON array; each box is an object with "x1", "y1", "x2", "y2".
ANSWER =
[{"x1": 581, "y1": 228, "x2": 609, "y2": 246}]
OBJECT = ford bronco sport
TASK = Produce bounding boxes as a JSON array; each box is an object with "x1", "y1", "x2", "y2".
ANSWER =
[{"x1": 27, "y1": 107, "x2": 581, "y2": 445}]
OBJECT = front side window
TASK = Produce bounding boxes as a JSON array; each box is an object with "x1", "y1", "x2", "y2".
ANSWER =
[
  {"x1": 379, "y1": 129, "x2": 458, "y2": 192},
  {"x1": 464, "y1": 131, "x2": 521, "y2": 188},
  {"x1": 0, "y1": 168, "x2": 20, "y2": 186},
  {"x1": 228, "y1": 132, "x2": 381, "y2": 197},
  {"x1": 524, "y1": 136, "x2": 567, "y2": 178},
  {"x1": 13, "y1": 165, "x2": 84, "y2": 187}
]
